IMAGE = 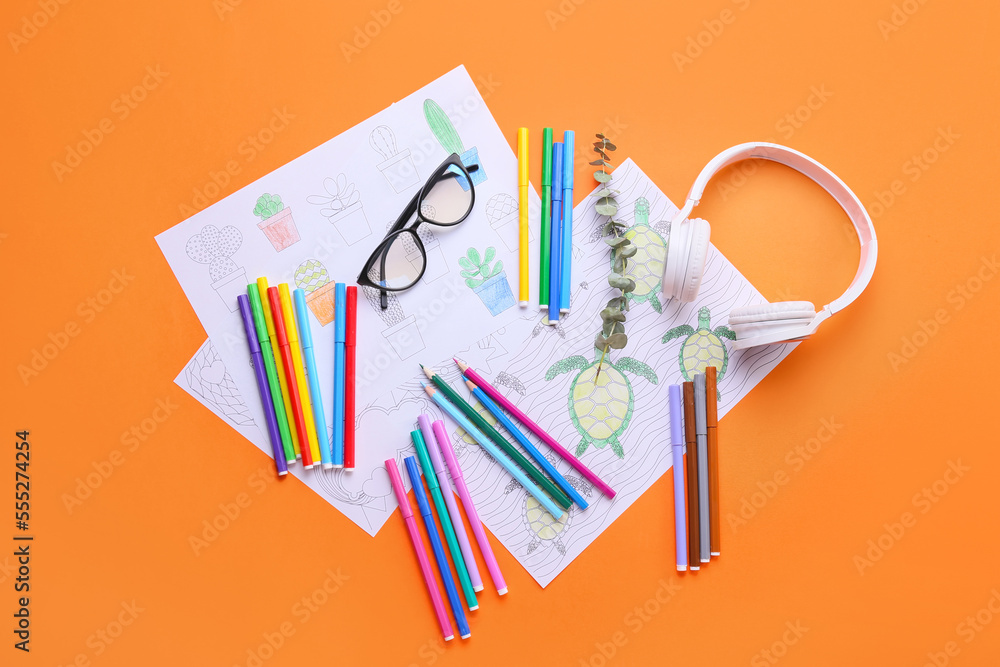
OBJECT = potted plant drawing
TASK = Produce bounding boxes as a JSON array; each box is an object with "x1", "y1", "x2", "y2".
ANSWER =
[
  {"x1": 361, "y1": 275, "x2": 425, "y2": 361},
  {"x1": 460, "y1": 246, "x2": 515, "y2": 316},
  {"x1": 185, "y1": 224, "x2": 246, "y2": 312},
  {"x1": 253, "y1": 193, "x2": 299, "y2": 251},
  {"x1": 307, "y1": 175, "x2": 372, "y2": 245},
  {"x1": 370, "y1": 125, "x2": 421, "y2": 194},
  {"x1": 485, "y1": 193, "x2": 522, "y2": 252},
  {"x1": 294, "y1": 259, "x2": 336, "y2": 326},
  {"x1": 423, "y1": 99, "x2": 487, "y2": 189}
]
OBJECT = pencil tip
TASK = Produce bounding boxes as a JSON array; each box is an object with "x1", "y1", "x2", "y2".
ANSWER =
[{"x1": 421, "y1": 365, "x2": 434, "y2": 379}]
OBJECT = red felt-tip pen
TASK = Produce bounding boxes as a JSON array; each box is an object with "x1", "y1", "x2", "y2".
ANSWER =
[
  {"x1": 267, "y1": 286, "x2": 314, "y2": 469},
  {"x1": 344, "y1": 286, "x2": 357, "y2": 470}
]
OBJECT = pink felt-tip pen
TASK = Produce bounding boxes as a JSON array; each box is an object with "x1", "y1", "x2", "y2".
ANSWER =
[
  {"x1": 385, "y1": 458, "x2": 454, "y2": 641},
  {"x1": 431, "y1": 419, "x2": 507, "y2": 595}
]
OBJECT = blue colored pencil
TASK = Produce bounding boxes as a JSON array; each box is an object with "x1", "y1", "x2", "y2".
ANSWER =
[{"x1": 404, "y1": 456, "x2": 470, "y2": 639}]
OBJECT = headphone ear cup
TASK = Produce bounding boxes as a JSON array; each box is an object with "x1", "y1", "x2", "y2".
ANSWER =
[
  {"x1": 680, "y1": 218, "x2": 711, "y2": 302},
  {"x1": 662, "y1": 217, "x2": 711, "y2": 303},
  {"x1": 729, "y1": 301, "x2": 817, "y2": 346}
]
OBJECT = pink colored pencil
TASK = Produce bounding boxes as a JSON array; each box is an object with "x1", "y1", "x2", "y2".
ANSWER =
[
  {"x1": 385, "y1": 458, "x2": 454, "y2": 641},
  {"x1": 431, "y1": 420, "x2": 508, "y2": 595},
  {"x1": 454, "y1": 358, "x2": 616, "y2": 499}
]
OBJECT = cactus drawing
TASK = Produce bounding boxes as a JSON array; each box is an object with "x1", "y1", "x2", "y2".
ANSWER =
[
  {"x1": 423, "y1": 99, "x2": 487, "y2": 188},
  {"x1": 361, "y1": 273, "x2": 426, "y2": 360},
  {"x1": 486, "y1": 193, "x2": 522, "y2": 252},
  {"x1": 460, "y1": 246, "x2": 515, "y2": 315},
  {"x1": 307, "y1": 175, "x2": 372, "y2": 245},
  {"x1": 369, "y1": 125, "x2": 420, "y2": 193},
  {"x1": 185, "y1": 224, "x2": 246, "y2": 312},
  {"x1": 294, "y1": 259, "x2": 336, "y2": 326},
  {"x1": 253, "y1": 193, "x2": 299, "y2": 252}
]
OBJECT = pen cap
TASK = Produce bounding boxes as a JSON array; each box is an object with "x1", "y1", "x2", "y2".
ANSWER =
[
  {"x1": 541, "y1": 128, "x2": 553, "y2": 185},
  {"x1": 432, "y1": 420, "x2": 461, "y2": 476},
  {"x1": 668, "y1": 384, "x2": 683, "y2": 446},
  {"x1": 411, "y1": 430, "x2": 439, "y2": 491},
  {"x1": 404, "y1": 456, "x2": 433, "y2": 516},
  {"x1": 237, "y1": 294, "x2": 261, "y2": 355},
  {"x1": 551, "y1": 143, "x2": 564, "y2": 196},
  {"x1": 384, "y1": 458, "x2": 413, "y2": 519},
  {"x1": 693, "y1": 373, "x2": 708, "y2": 435},
  {"x1": 705, "y1": 366, "x2": 718, "y2": 424},
  {"x1": 563, "y1": 131, "x2": 574, "y2": 188},
  {"x1": 266, "y1": 287, "x2": 289, "y2": 346},
  {"x1": 518, "y1": 128, "x2": 529, "y2": 184},
  {"x1": 345, "y1": 286, "x2": 357, "y2": 346},
  {"x1": 278, "y1": 284, "x2": 299, "y2": 343},
  {"x1": 257, "y1": 277, "x2": 278, "y2": 338},
  {"x1": 247, "y1": 284, "x2": 270, "y2": 344},
  {"x1": 417, "y1": 414, "x2": 446, "y2": 473},
  {"x1": 334, "y1": 282, "x2": 347, "y2": 343},
  {"x1": 293, "y1": 288, "x2": 314, "y2": 350}
]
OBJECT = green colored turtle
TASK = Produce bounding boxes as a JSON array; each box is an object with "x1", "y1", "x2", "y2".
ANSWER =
[
  {"x1": 546, "y1": 349, "x2": 658, "y2": 458},
  {"x1": 617, "y1": 197, "x2": 668, "y2": 313},
  {"x1": 524, "y1": 495, "x2": 570, "y2": 554},
  {"x1": 661, "y1": 306, "x2": 736, "y2": 386}
]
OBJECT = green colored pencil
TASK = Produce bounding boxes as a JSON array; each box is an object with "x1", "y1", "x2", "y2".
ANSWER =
[
  {"x1": 421, "y1": 365, "x2": 572, "y2": 510},
  {"x1": 411, "y1": 429, "x2": 478, "y2": 611},
  {"x1": 539, "y1": 128, "x2": 553, "y2": 308}
]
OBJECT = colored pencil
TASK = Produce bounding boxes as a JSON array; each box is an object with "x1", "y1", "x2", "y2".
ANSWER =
[
  {"x1": 385, "y1": 458, "x2": 454, "y2": 641},
  {"x1": 411, "y1": 428, "x2": 478, "y2": 610},
  {"x1": 683, "y1": 381, "x2": 700, "y2": 571},
  {"x1": 333, "y1": 283, "x2": 347, "y2": 467},
  {"x1": 465, "y1": 378, "x2": 588, "y2": 510},
  {"x1": 668, "y1": 385, "x2": 686, "y2": 571},
  {"x1": 694, "y1": 373, "x2": 710, "y2": 563},
  {"x1": 431, "y1": 419, "x2": 507, "y2": 595},
  {"x1": 405, "y1": 457, "x2": 471, "y2": 639},
  {"x1": 560, "y1": 130, "x2": 574, "y2": 313},
  {"x1": 237, "y1": 293, "x2": 288, "y2": 476},
  {"x1": 539, "y1": 128, "x2": 553, "y2": 309},
  {"x1": 279, "y1": 284, "x2": 322, "y2": 467},
  {"x1": 257, "y1": 277, "x2": 299, "y2": 462},
  {"x1": 418, "y1": 414, "x2": 483, "y2": 593},
  {"x1": 293, "y1": 288, "x2": 333, "y2": 468},
  {"x1": 422, "y1": 366, "x2": 571, "y2": 510},
  {"x1": 547, "y1": 141, "x2": 563, "y2": 323},
  {"x1": 267, "y1": 286, "x2": 314, "y2": 468},
  {"x1": 423, "y1": 383, "x2": 565, "y2": 520},
  {"x1": 454, "y1": 359, "x2": 615, "y2": 498},
  {"x1": 344, "y1": 286, "x2": 358, "y2": 470},
  {"x1": 706, "y1": 366, "x2": 720, "y2": 557},
  {"x1": 518, "y1": 127, "x2": 529, "y2": 307},
  {"x1": 248, "y1": 284, "x2": 295, "y2": 466}
]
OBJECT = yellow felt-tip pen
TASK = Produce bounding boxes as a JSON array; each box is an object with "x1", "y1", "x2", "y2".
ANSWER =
[
  {"x1": 258, "y1": 277, "x2": 300, "y2": 462},
  {"x1": 278, "y1": 284, "x2": 321, "y2": 468},
  {"x1": 518, "y1": 127, "x2": 529, "y2": 307}
]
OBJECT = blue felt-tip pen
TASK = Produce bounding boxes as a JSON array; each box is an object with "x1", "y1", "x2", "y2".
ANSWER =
[
  {"x1": 332, "y1": 282, "x2": 347, "y2": 467},
  {"x1": 560, "y1": 130, "x2": 574, "y2": 313},
  {"x1": 293, "y1": 288, "x2": 333, "y2": 468},
  {"x1": 548, "y1": 142, "x2": 564, "y2": 323}
]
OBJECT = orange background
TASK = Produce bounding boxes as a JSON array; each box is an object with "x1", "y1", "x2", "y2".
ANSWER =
[{"x1": 4, "y1": 0, "x2": 999, "y2": 665}]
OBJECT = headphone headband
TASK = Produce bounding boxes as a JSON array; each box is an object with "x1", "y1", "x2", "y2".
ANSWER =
[{"x1": 671, "y1": 142, "x2": 878, "y2": 319}]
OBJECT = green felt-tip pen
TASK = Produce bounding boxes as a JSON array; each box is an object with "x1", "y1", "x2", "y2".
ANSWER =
[
  {"x1": 248, "y1": 285, "x2": 296, "y2": 464},
  {"x1": 539, "y1": 128, "x2": 553, "y2": 308},
  {"x1": 411, "y1": 429, "x2": 478, "y2": 611}
]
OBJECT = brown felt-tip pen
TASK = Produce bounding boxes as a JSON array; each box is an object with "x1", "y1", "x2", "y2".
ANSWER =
[{"x1": 683, "y1": 381, "x2": 700, "y2": 571}]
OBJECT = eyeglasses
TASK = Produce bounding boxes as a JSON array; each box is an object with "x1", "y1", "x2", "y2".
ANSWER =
[{"x1": 357, "y1": 153, "x2": 478, "y2": 309}]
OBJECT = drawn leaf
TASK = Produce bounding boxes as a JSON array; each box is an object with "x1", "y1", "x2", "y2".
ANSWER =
[
  {"x1": 492, "y1": 260, "x2": 503, "y2": 277},
  {"x1": 458, "y1": 257, "x2": 475, "y2": 270},
  {"x1": 483, "y1": 246, "x2": 496, "y2": 264},
  {"x1": 467, "y1": 247, "x2": 481, "y2": 266}
]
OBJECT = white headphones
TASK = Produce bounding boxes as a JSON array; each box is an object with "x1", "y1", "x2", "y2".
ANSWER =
[{"x1": 662, "y1": 142, "x2": 878, "y2": 350}]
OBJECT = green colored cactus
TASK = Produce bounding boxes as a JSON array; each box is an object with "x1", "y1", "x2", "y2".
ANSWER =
[
  {"x1": 294, "y1": 259, "x2": 331, "y2": 293},
  {"x1": 185, "y1": 224, "x2": 243, "y2": 282},
  {"x1": 459, "y1": 246, "x2": 503, "y2": 289},
  {"x1": 423, "y1": 99, "x2": 465, "y2": 156},
  {"x1": 634, "y1": 197, "x2": 650, "y2": 226},
  {"x1": 253, "y1": 193, "x2": 283, "y2": 221}
]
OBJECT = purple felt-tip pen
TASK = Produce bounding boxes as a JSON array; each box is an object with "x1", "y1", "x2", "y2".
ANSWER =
[{"x1": 238, "y1": 294, "x2": 288, "y2": 476}]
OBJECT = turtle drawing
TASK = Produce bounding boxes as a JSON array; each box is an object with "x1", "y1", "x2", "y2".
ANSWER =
[
  {"x1": 504, "y1": 475, "x2": 592, "y2": 555},
  {"x1": 661, "y1": 306, "x2": 736, "y2": 392},
  {"x1": 618, "y1": 197, "x2": 669, "y2": 313},
  {"x1": 546, "y1": 349, "x2": 658, "y2": 458}
]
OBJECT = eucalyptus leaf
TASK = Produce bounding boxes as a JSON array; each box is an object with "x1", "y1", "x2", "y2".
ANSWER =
[
  {"x1": 605, "y1": 332, "x2": 628, "y2": 349},
  {"x1": 595, "y1": 332, "x2": 608, "y2": 349},
  {"x1": 594, "y1": 171, "x2": 612, "y2": 183},
  {"x1": 620, "y1": 244, "x2": 638, "y2": 258},
  {"x1": 603, "y1": 221, "x2": 616, "y2": 234},
  {"x1": 607, "y1": 296, "x2": 623, "y2": 309},
  {"x1": 589, "y1": 160, "x2": 606, "y2": 167},
  {"x1": 593, "y1": 187, "x2": 614, "y2": 199},
  {"x1": 609, "y1": 274, "x2": 632, "y2": 289},
  {"x1": 595, "y1": 203, "x2": 618, "y2": 216},
  {"x1": 621, "y1": 278, "x2": 637, "y2": 293},
  {"x1": 602, "y1": 321, "x2": 616, "y2": 337},
  {"x1": 613, "y1": 256, "x2": 625, "y2": 273},
  {"x1": 601, "y1": 307, "x2": 626, "y2": 323},
  {"x1": 604, "y1": 236, "x2": 629, "y2": 247},
  {"x1": 595, "y1": 133, "x2": 606, "y2": 140},
  {"x1": 603, "y1": 141, "x2": 618, "y2": 151}
]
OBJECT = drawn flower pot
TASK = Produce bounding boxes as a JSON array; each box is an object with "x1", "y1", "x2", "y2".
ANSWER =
[
  {"x1": 485, "y1": 193, "x2": 521, "y2": 253},
  {"x1": 421, "y1": 243, "x2": 448, "y2": 284},
  {"x1": 473, "y1": 270, "x2": 516, "y2": 316},
  {"x1": 377, "y1": 149, "x2": 420, "y2": 193},
  {"x1": 213, "y1": 267, "x2": 248, "y2": 312},
  {"x1": 384, "y1": 315, "x2": 425, "y2": 360},
  {"x1": 257, "y1": 207, "x2": 300, "y2": 251},
  {"x1": 305, "y1": 281, "x2": 337, "y2": 326},
  {"x1": 330, "y1": 202, "x2": 372, "y2": 245}
]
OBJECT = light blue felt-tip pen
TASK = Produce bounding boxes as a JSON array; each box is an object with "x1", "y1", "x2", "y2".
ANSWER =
[
  {"x1": 332, "y1": 282, "x2": 347, "y2": 467},
  {"x1": 293, "y1": 289, "x2": 333, "y2": 468},
  {"x1": 547, "y1": 142, "x2": 564, "y2": 323},
  {"x1": 560, "y1": 130, "x2": 574, "y2": 313}
]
